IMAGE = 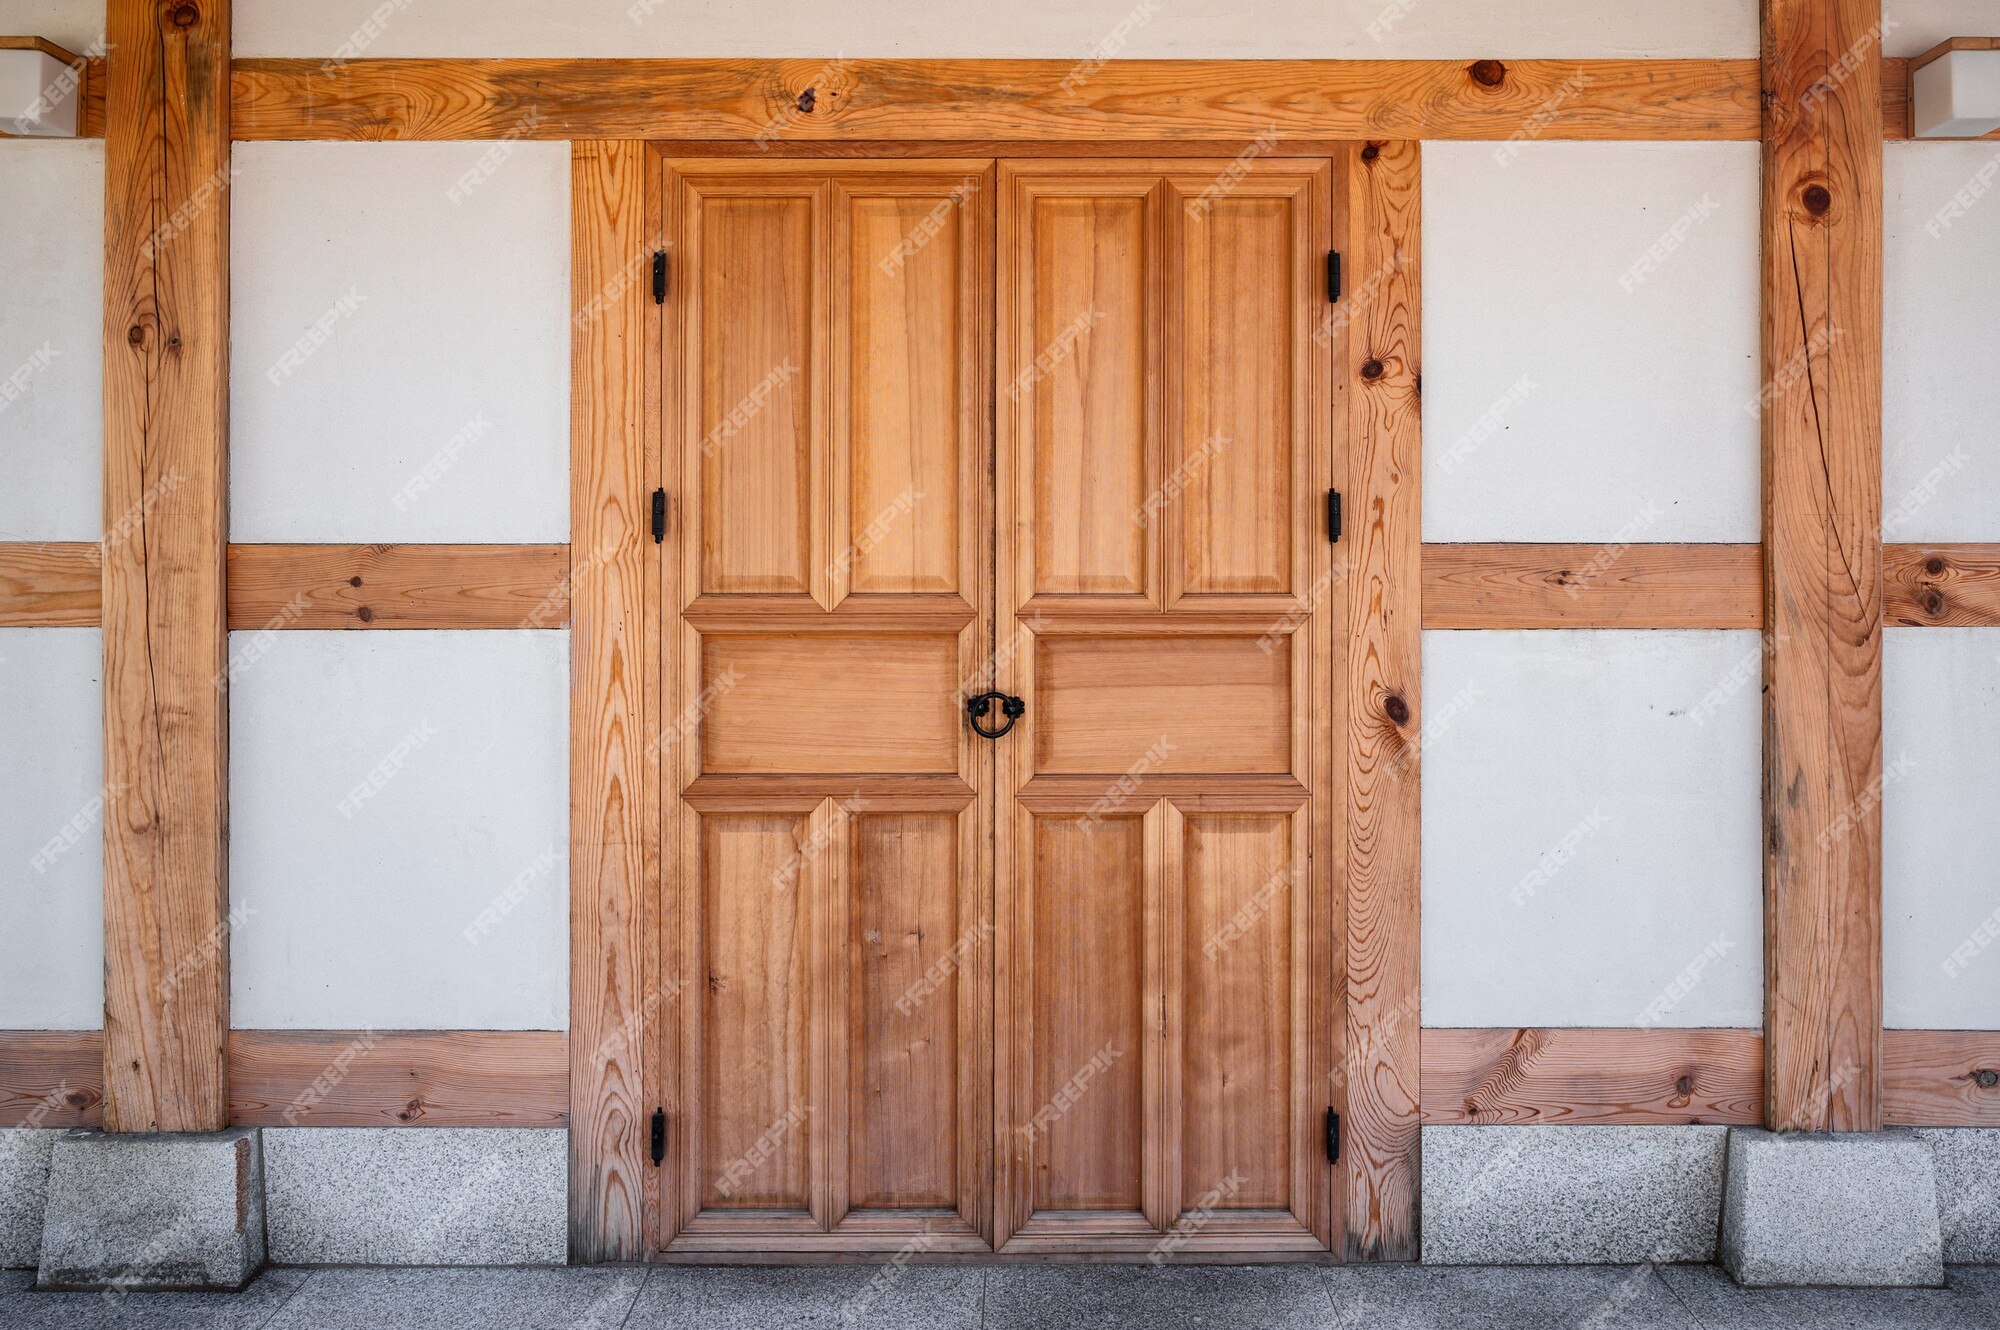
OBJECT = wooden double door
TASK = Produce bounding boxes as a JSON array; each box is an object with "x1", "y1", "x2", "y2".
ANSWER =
[{"x1": 658, "y1": 154, "x2": 1339, "y2": 1257}]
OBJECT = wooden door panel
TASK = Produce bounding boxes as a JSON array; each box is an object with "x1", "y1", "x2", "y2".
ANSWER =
[
  {"x1": 699, "y1": 634, "x2": 961, "y2": 775},
  {"x1": 1178, "y1": 813, "x2": 1297, "y2": 1210},
  {"x1": 847, "y1": 811, "x2": 961, "y2": 1210},
  {"x1": 698, "y1": 813, "x2": 815, "y2": 1213},
  {"x1": 1022, "y1": 189, "x2": 1155, "y2": 601},
  {"x1": 1166, "y1": 184, "x2": 1303, "y2": 600},
  {"x1": 693, "y1": 190, "x2": 821, "y2": 601},
  {"x1": 1032, "y1": 634, "x2": 1291, "y2": 776},
  {"x1": 996, "y1": 158, "x2": 1336, "y2": 1256},
  {"x1": 1026, "y1": 814, "x2": 1151, "y2": 1214},
  {"x1": 664, "y1": 159, "x2": 993, "y2": 1254},
  {"x1": 839, "y1": 189, "x2": 968, "y2": 597}
]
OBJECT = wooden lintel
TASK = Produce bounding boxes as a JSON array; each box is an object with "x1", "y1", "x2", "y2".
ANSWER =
[
  {"x1": 0, "y1": 543, "x2": 100, "y2": 626},
  {"x1": 1422, "y1": 543, "x2": 1763, "y2": 630}
]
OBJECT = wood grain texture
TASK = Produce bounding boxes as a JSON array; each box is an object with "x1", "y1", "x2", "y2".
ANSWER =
[
  {"x1": 1421, "y1": 1028, "x2": 1764, "y2": 1126},
  {"x1": 4, "y1": 1030, "x2": 567, "y2": 1128},
  {"x1": 226, "y1": 544, "x2": 571, "y2": 628},
  {"x1": 1422, "y1": 544, "x2": 1763, "y2": 629},
  {"x1": 1340, "y1": 140, "x2": 1422, "y2": 1262},
  {"x1": 1885, "y1": 545, "x2": 2000, "y2": 626},
  {"x1": 99, "y1": 0, "x2": 232, "y2": 1135},
  {"x1": 1761, "y1": 0, "x2": 1885, "y2": 1135},
  {"x1": 0, "y1": 543, "x2": 100, "y2": 626},
  {"x1": 230, "y1": 58, "x2": 1761, "y2": 143},
  {"x1": 227, "y1": 1030, "x2": 568, "y2": 1126},
  {"x1": 0, "y1": 1031, "x2": 103, "y2": 1128},
  {"x1": 1884, "y1": 1030, "x2": 2000, "y2": 1127},
  {"x1": 570, "y1": 140, "x2": 659, "y2": 1261}
]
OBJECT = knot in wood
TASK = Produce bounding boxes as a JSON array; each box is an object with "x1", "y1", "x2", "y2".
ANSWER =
[{"x1": 1468, "y1": 60, "x2": 1507, "y2": 88}]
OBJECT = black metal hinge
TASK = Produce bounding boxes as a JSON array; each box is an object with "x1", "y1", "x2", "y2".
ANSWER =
[
  {"x1": 652, "y1": 251, "x2": 667, "y2": 304},
  {"x1": 1326, "y1": 250, "x2": 1341, "y2": 303},
  {"x1": 651, "y1": 489, "x2": 667, "y2": 544},
  {"x1": 1325, "y1": 1109, "x2": 1341, "y2": 1164},
  {"x1": 650, "y1": 1108, "x2": 666, "y2": 1166},
  {"x1": 1326, "y1": 489, "x2": 1342, "y2": 544}
]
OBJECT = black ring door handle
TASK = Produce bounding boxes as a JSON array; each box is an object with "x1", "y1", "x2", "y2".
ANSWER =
[{"x1": 966, "y1": 692, "x2": 1026, "y2": 739}]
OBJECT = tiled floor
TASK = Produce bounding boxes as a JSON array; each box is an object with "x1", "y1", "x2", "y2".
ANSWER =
[{"x1": 5, "y1": 1263, "x2": 2000, "y2": 1329}]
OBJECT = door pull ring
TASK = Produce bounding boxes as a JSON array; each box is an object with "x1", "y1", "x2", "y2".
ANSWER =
[{"x1": 966, "y1": 692, "x2": 1026, "y2": 739}]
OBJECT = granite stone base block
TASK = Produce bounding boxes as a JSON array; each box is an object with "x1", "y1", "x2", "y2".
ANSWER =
[
  {"x1": 262, "y1": 1127, "x2": 565, "y2": 1265},
  {"x1": 0, "y1": 1130, "x2": 59, "y2": 1268},
  {"x1": 1913, "y1": 1129, "x2": 2000, "y2": 1264},
  {"x1": 35, "y1": 1128, "x2": 266, "y2": 1291},
  {"x1": 1719, "y1": 1127, "x2": 1944, "y2": 1287},
  {"x1": 1421, "y1": 1124, "x2": 1727, "y2": 1264}
]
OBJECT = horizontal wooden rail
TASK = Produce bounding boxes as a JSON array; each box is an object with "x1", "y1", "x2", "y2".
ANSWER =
[
  {"x1": 1885, "y1": 545, "x2": 2000, "y2": 627},
  {"x1": 0, "y1": 1029, "x2": 568, "y2": 1127},
  {"x1": 227, "y1": 543, "x2": 572, "y2": 629},
  {"x1": 8, "y1": 56, "x2": 1964, "y2": 144},
  {"x1": 1421, "y1": 1027, "x2": 1765, "y2": 1125},
  {"x1": 0, "y1": 543, "x2": 99, "y2": 626},
  {"x1": 1884, "y1": 1030, "x2": 2000, "y2": 1126},
  {"x1": 1422, "y1": 543, "x2": 1762, "y2": 629}
]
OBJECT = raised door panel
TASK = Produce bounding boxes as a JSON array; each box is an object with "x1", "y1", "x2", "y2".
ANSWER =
[{"x1": 691, "y1": 189, "x2": 822, "y2": 601}]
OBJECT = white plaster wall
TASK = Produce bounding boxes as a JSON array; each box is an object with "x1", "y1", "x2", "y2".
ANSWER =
[
  {"x1": 1423, "y1": 142, "x2": 1762, "y2": 544},
  {"x1": 2, "y1": 0, "x2": 103, "y2": 54},
  {"x1": 1885, "y1": 141, "x2": 2000, "y2": 543},
  {"x1": 229, "y1": 631, "x2": 569, "y2": 1030},
  {"x1": 235, "y1": 0, "x2": 1756, "y2": 59},
  {"x1": 1884, "y1": 1, "x2": 2000, "y2": 58},
  {"x1": 230, "y1": 142, "x2": 569, "y2": 543},
  {"x1": 1885, "y1": 628, "x2": 2000, "y2": 1030},
  {"x1": 0, "y1": 140, "x2": 103, "y2": 543},
  {"x1": 1421, "y1": 630, "x2": 1764, "y2": 1029},
  {"x1": 0, "y1": 629, "x2": 103, "y2": 1029}
]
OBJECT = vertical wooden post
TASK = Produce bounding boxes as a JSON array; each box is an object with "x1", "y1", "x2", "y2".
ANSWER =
[
  {"x1": 100, "y1": 0, "x2": 232, "y2": 1133},
  {"x1": 569, "y1": 140, "x2": 659, "y2": 1260},
  {"x1": 1340, "y1": 139, "x2": 1423, "y2": 1259},
  {"x1": 1761, "y1": 0, "x2": 1885, "y2": 1133}
]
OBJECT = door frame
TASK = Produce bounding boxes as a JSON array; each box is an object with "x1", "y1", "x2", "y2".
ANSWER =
[{"x1": 569, "y1": 137, "x2": 1422, "y2": 1262}]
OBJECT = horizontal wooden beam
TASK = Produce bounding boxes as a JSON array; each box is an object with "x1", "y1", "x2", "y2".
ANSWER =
[
  {"x1": 230, "y1": 57, "x2": 1762, "y2": 142},
  {"x1": 1422, "y1": 543, "x2": 1763, "y2": 629},
  {"x1": 10, "y1": 55, "x2": 1965, "y2": 143},
  {"x1": 227, "y1": 1029, "x2": 569, "y2": 1126},
  {"x1": 0, "y1": 1029, "x2": 568, "y2": 1127},
  {"x1": 0, "y1": 1031, "x2": 102, "y2": 1128},
  {"x1": 1884, "y1": 1030, "x2": 2000, "y2": 1126},
  {"x1": 0, "y1": 543, "x2": 100, "y2": 626},
  {"x1": 1885, "y1": 545, "x2": 2000, "y2": 626},
  {"x1": 226, "y1": 544, "x2": 571, "y2": 629},
  {"x1": 1421, "y1": 1027, "x2": 1764, "y2": 1125}
]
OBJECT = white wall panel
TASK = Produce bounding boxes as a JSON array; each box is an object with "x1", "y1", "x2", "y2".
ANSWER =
[
  {"x1": 1884, "y1": 1, "x2": 2000, "y2": 58},
  {"x1": 1423, "y1": 142, "x2": 1762, "y2": 543},
  {"x1": 1885, "y1": 628, "x2": 2000, "y2": 1030},
  {"x1": 0, "y1": 141, "x2": 103, "y2": 543},
  {"x1": 1422, "y1": 630, "x2": 1763, "y2": 1029},
  {"x1": 230, "y1": 630, "x2": 569, "y2": 1030},
  {"x1": 1885, "y1": 142, "x2": 2000, "y2": 543},
  {"x1": 2, "y1": 0, "x2": 104, "y2": 54},
  {"x1": 0, "y1": 629, "x2": 104, "y2": 1029},
  {"x1": 230, "y1": 142, "x2": 569, "y2": 543},
  {"x1": 235, "y1": 0, "x2": 1756, "y2": 58}
]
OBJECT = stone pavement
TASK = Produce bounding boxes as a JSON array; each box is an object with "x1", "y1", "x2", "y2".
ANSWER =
[{"x1": 6, "y1": 1261, "x2": 2000, "y2": 1328}]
